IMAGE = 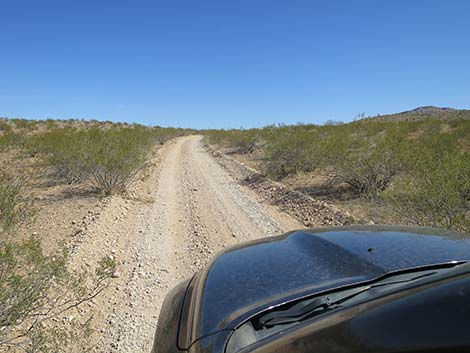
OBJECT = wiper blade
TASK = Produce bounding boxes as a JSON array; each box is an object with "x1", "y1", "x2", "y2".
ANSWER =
[
  {"x1": 372, "y1": 271, "x2": 437, "y2": 287},
  {"x1": 258, "y1": 286, "x2": 370, "y2": 327},
  {"x1": 258, "y1": 296, "x2": 330, "y2": 327},
  {"x1": 256, "y1": 263, "x2": 467, "y2": 328}
]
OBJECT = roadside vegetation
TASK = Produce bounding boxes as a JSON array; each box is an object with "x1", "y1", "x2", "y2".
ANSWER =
[
  {"x1": 0, "y1": 118, "x2": 191, "y2": 351},
  {"x1": 205, "y1": 118, "x2": 470, "y2": 232},
  {"x1": 1, "y1": 118, "x2": 191, "y2": 195},
  {"x1": 27, "y1": 126, "x2": 170, "y2": 195},
  {"x1": 0, "y1": 112, "x2": 468, "y2": 350},
  {"x1": 0, "y1": 168, "x2": 117, "y2": 352}
]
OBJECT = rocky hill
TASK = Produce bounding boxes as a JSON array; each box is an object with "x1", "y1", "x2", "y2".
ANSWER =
[{"x1": 363, "y1": 106, "x2": 470, "y2": 122}]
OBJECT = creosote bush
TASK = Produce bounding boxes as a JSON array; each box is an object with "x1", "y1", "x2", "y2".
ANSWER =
[
  {"x1": 203, "y1": 119, "x2": 470, "y2": 232},
  {"x1": 28, "y1": 126, "x2": 164, "y2": 195},
  {"x1": 26, "y1": 123, "x2": 193, "y2": 195},
  {"x1": 0, "y1": 171, "x2": 35, "y2": 235},
  {"x1": 0, "y1": 118, "x2": 192, "y2": 351},
  {"x1": 262, "y1": 125, "x2": 318, "y2": 179},
  {"x1": 0, "y1": 121, "x2": 23, "y2": 151},
  {"x1": 205, "y1": 129, "x2": 259, "y2": 154},
  {"x1": 0, "y1": 238, "x2": 116, "y2": 352},
  {"x1": 323, "y1": 127, "x2": 404, "y2": 197},
  {"x1": 388, "y1": 132, "x2": 470, "y2": 231},
  {"x1": 0, "y1": 165, "x2": 116, "y2": 352}
]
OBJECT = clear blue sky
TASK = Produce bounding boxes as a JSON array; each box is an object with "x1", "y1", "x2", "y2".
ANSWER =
[{"x1": 1, "y1": 0, "x2": 469, "y2": 128}]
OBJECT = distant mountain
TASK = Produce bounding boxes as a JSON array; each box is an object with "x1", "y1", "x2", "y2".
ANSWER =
[
  {"x1": 362, "y1": 106, "x2": 470, "y2": 122},
  {"x1": 398, "y1": 106, "x2": 456, "y2": 115}
]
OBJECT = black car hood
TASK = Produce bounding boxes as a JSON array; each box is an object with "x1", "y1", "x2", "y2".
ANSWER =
[{"x1": 179, "y1": 226, "x2": 470, "y2": 349}]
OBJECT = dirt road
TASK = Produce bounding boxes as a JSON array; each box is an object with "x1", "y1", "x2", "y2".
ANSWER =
[{"x1": 72, "y1": 135, "x2": 300, "y2": 352}]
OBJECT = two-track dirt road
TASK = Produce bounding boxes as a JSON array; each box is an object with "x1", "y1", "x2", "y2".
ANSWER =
[{"x1": 72, "y1": 135, "x2": 300, "y2": 352}]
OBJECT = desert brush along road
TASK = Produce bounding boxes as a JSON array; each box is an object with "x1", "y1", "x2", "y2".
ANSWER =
[{"x1": 70, "y1": 135, "x2": 301, "y2": 352}]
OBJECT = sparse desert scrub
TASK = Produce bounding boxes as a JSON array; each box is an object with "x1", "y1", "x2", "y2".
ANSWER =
[
  {"x1": 0, "y1": 118, "x2": 196, "y2": 352},
  {"x1": 262, "y1": 125, "x2": 318, "y2": 178},
  {"x1": 0, "y1": 121, "x2": 24, "y2": 151},
  {"x1": 387, "y1": 131, "x2": 470, "y2": 232},
  {"x1": 0, "y1": 168, "x2": 116, "y2": 352},
  {"x1": 0, "y1": 170, "x2": 36, "y2": 235},
  {"x1": 204, "y1": 118, "x2": 470, "y2": 231},
  {"x1": 0, "y1": 237, "x2": 116, "y2": 352},
  {"x1": 321, "y1": 125, "x2": 404, "y2": 197},
  {"x1": 27, "y1": 125, "x2": 171, "y2": 195},
  {"x1": 205, "y1": 128, "x2": 260, "y2": 154}
]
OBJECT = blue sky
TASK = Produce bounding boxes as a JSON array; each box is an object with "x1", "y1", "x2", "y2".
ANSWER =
[{"x1": 1, "y1": 0, "x2": 469, "y2": 128}]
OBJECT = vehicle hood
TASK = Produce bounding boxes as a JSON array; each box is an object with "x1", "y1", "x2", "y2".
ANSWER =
[{"x1": 179, "y1": 226, "x2": 470, "y2": 349}]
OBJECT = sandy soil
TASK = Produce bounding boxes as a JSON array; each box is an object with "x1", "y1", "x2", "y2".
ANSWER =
[{"x1": 69, "y1": 135, "x2": 301, "y2": 352}]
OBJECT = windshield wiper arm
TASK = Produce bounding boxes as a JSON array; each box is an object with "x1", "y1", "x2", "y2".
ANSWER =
[
  {"x1": 258, "y1": 286, "x2": 371, "y2": 327},
  {"x1": 257, "y1": 263, "x2": 467, "y2": 328}
]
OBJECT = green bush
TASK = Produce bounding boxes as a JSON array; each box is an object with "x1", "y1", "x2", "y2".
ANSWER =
[
  {"x1": 0, "y1": 171, "x2": 35, "y2": 235},
  {"x1": 263, "y1": 125, "x2": 318, "y2": 178},
  {"x1": 0, "y1": 237, "x2": 116, "y2": 352},
  {"x1": 10, "y1": 119, "x2": 40, "y2": 131},
  {"x1": 0, "y1": 168, "x2": 116, "y2": 351},
  {"x1": 204, "y1": 118, "x2": 470, "y2": 232},
  {"x1": 388, "y1": 133, "x2": 470, "y2": 231},
  {"x1": 81, "y1": 127, "x2": 155, "y2": 194},
  {"x1": 323, "y1": 124, "x2": 404, "y2": 197},
  {"x1": 28, "y1": 126, "x2": 159, "y2": 195},
  {"x1": 231, "y1": 132, "x2": 258, "y2": 154},
  {"x1": 27, "y1": 128, "x2": 88, "y2": 183},
  {"x1": 0, "y1": 121, "x2": 24, "y2": 151},
  {"x1": 204, "y1": 129, "x2": 260, "y2": 154},
  {"x1": 0, "y1": 131, "x2": 20, "y2": 151}
]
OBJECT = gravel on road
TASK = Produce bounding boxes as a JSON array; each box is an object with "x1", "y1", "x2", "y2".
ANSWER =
[{"x1": 71, "y1": 135, "x2": 301, "y2": 352}]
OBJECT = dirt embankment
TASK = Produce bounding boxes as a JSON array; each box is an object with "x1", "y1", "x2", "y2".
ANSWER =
[{"x1": 207, "y1": 146, "x2": 356, "y2": 227}]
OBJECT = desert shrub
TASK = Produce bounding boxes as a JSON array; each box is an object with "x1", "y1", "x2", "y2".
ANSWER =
[
  {"x1": 10, "y1": 119, "x2": 40, "y2": 131},
  {"x1": 0, "y1": 238, "x2": 116, "y2": 352},
  {"x1": 323, "y1": 124, "x2": 404, "y2": 197},
  {"x1": 203, "y1": 118, "x2": 469, "y2": 230},
  {"x1": 231, "y1": 132, "x2": 258, "y2": 154},
  {"x1": 260, "y1": 122, "x2": 404, "y2": 191},
  {"x1": 204, "y1": 129, "x2": 228, "y2": 146},
  {"x1": 388, "y1": 133, "x2": 470, "y2": 231},
  {"x1": 204, "y1": 129, "x2": 261, "y2": 154},
  {"x1": 0, "y1": 171, "x2": 35, "y2": 235},
  {"x1": 27, "y1": 128, "x2": 87, "y2": 183},
  {"x1": 28, "y1": 126, "x2": 157, "y2": 195},
  {"x1": 328, "y1": 148, "x2": 402, "y2": 197},
  {"x1": 323, "y1": 119, "x2": 344, "y2": 126},
  {"x1": 45, "y1": 119, "x2": 58, "y2": 130},
  {"x1": 152, "y1": 126, "x2": 189, "y2": 145},
  {"x1": 263, "y1": 125, "x2": 318, "y2": 178},
  {"x1": 81, "y1": 127, "x2": 155, "y2": 194},
  {"x1": 0, "y1": 120, "x2": 10, "y2": 131},
  {"x1": 0, "y1": 169, "x2": 116, "y2": 351},
  {"x1": 0, "y1": 121, "x2": 24, "y2": 151},
  {"x1": 0, "y1": 131, "x2": 20, "y2": 150}
]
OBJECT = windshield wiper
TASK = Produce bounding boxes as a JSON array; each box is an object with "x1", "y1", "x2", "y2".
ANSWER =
[
  {"x1": 258, "y1": 286, "x2": 370, "y2": 327},
  {"x1": 256, "y1": 263, "x2": 466, "y2": 328}
]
